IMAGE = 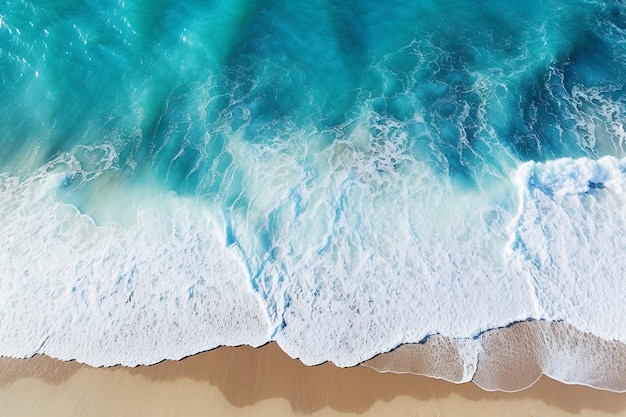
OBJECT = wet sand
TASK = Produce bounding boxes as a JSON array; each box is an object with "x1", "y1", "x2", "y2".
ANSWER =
[
  {"x1": 1, "y1": 342, "x2": 625, "y2": 417},
  {"x1": 365, "y1": 320, "x2": 626, "y2": 392}
]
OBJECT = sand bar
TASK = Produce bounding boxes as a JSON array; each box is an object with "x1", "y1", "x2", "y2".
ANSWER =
[{"x1": 1, "y1": 342, "x2": 625, "y2": 417}]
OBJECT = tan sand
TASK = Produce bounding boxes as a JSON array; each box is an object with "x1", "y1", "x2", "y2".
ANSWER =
[{"x1": 0, "y1": 342, "x2": 625, "y2": 417}]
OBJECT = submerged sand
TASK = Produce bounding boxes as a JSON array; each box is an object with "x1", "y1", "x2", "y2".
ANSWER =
[
  {"x1": 1, "y1": 341, "x2": 625, "y2": 417},
  {"x1": 365, "y1": 320, "x2": 626, "y2": 392}
]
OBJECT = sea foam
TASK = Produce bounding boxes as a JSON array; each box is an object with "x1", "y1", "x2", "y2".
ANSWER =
[
  {"x1": 0, "y1": 151, "x2": 268, "y2": 366},
  {"x1": 510, "y1": 156, "x2": 626, "y2": 344},
  {"x1": 2, "y1": 145, "x2": 626, "y2": 391}
]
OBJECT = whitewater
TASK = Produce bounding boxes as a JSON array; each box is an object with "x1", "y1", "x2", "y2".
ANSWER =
[{"x1": 1, "y1": 0, "x2": 626, "y2": 390}]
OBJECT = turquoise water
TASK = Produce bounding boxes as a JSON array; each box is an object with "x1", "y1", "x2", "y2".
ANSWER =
[
  {"x1": 1, "y1": 0, "x2": 626, "y2": 386},
  {"x1": 4, "y1": 1, "x2": 624, "y2": 180}
]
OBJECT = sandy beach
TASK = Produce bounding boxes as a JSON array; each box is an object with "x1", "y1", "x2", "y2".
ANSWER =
[{"x1": 1, "y1": 342, "x2": 625, "y2": 417}]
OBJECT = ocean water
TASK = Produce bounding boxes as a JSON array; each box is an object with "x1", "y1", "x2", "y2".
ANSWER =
[{"x1": 1, "y1": 0, "x2": 626, "y2": 389}]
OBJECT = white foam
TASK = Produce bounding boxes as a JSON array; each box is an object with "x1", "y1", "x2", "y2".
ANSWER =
[
  {"x1": 518, "y1": 156, "x2": 626, "y2": 197},
  {"x1": 0, "y1": 151, "x2": 268, "y2": 366},
  {"x1": 508, "y1": 156, "x2": 626, "y2": 345},
  {"x1": 2, "y1": 139, "x2": 626, "y2": 393},
  {"x1": 224, "y1": 124, "x2": 535, "y2": 367}
]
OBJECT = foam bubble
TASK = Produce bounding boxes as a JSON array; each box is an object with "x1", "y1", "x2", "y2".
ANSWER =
[{"x1": 518, "y1": 156, "x2": 626, "y2": 197}]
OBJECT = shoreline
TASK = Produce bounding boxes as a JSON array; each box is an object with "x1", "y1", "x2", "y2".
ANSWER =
[
  {"x1": 364, "y1": 319, "x2": 626, "y2": 393},
  {"x1": 1, "y1": 341, "x2": 626, "y2": 417}
]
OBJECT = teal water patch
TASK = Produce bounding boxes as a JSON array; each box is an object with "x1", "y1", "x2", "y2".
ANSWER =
[
  {"x1": 2, "y1": 0, "x2": 624, "y2": 180},
  {"x1": 1, "y1": 0, "x2": 624, "y2": 232}
]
